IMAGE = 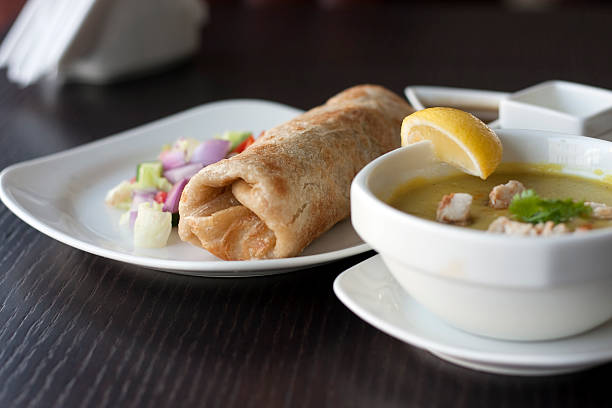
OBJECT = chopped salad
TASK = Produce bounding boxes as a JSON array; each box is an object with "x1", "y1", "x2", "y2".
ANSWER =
[{"x1": 105, "y1": 130, "x2": 257, "y2": 248}]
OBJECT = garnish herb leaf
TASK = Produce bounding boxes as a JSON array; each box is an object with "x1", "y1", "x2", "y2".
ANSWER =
[{"x1": 508, "y1": 189, "x2": 592, "y2": 224}]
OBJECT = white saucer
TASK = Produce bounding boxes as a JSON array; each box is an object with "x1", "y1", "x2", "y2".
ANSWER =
[{"x1": 333, "y1": 255, "x2": 612, "y2": 376}]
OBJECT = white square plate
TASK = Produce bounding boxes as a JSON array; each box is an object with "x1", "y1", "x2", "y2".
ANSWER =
[
  {"x1": 499, "y1": 80, "x2": 612, "y2": 137},
  {"x1": 0, "y1": 99, "x2": 370, "y2": 277}
]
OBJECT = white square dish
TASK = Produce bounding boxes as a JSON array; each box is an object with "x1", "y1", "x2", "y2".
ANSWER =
[
  {"x1": 499, "y1": 80, "x2": 612, "y2": 137},
  {"x1": 0, "y1": 99, "x2": 369, "y2": 277}
]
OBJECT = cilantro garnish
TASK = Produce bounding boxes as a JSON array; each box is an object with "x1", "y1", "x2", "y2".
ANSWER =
[{"x1": 508, "y1": 189, "x2": 592, "y2": 224}]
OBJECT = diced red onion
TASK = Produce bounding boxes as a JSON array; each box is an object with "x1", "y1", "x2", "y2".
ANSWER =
[
  {"x1": 190, "y1": 139, "x2": 230, "y2": 166},
  {"x1": 163, "y1": 178, "x2": 189, "y2": 213},
  {"x1": 159, "y1": 149, "x2": 185, "y2": 170},
  {"x1": 129, "y1": 189, "x2": 157, "y2": 228},
  {"x1": 163, "y1": 163, "x2": 203, "y2": 184},
  {"x1": 129, "y1": 210, "x2": 138, "y2": 229},
  {"x1": 131, "y1": 189, "x2": 156, "y2": 210}
]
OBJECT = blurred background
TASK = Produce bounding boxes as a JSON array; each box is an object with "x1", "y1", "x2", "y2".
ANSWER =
[
  {"x1": 2, "y1": 0, "x2": 610, "y2": 28},
  {"x1": 2, "y1": 0, "x2": 610, "y2": 26},
  {"x1": 1, "y1": 0, "x2": 611, "y2": 160}
]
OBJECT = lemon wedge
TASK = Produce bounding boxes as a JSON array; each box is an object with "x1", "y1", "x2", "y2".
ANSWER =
[{"x1": 400, "y1": 107, "x2": 502, "y2": 179}]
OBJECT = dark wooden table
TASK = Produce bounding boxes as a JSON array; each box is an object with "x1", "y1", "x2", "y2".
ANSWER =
[{"x1": 2, "y1": 3, "x2": 612, "y2": 407}]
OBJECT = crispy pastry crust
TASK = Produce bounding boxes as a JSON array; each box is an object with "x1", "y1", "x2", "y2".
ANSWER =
[{"x1": 178, "y1": 84, "x2": 414, "y2": 260}]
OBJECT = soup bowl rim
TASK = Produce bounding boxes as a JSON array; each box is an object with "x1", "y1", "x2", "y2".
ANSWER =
[{"x1": 353, "y1": 129, "x2": 612, "y2": 245}]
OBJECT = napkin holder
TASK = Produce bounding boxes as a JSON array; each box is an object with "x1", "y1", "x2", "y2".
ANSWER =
[{"x1": 0, "y1": 0, "x2": 208, "y2": 85}]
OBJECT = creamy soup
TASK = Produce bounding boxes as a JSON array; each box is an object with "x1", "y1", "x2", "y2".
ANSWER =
[{"x1": 388, "y1": 164, "x2": 612, "y2": 231}]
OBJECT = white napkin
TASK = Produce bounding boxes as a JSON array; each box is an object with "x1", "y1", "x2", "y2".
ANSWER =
[{"x1": 0, "y1": 0, "x2": 208, "y2": 86}]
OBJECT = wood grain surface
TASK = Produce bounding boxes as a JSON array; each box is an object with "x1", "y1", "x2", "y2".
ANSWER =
[{"x1": 2, "y1": 3, "x2": 612, "y2": 407}]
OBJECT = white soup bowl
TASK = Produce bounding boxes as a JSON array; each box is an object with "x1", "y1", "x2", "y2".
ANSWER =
[{"x1": 351, "y1": 129, "x2": 612, "y2": 341}]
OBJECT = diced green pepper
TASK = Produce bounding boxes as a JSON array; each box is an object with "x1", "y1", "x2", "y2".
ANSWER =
[
  {"x1": 218, "y1": 130, "x2": 252, "y2": 151},
  {"x1": 136, "y1": 161, "x2": 163, "y2": 189}
]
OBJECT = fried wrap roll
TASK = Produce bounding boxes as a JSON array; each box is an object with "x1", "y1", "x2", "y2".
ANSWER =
[{"x1": 178, "y1": 84, "x2": 413, "y2": 260}]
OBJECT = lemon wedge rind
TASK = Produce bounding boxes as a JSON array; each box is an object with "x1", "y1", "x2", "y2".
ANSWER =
[
  {"x1": 400, "y1": 107, "x2": 502, "y2": 180},
  {"x1": 401, "y1": 117, "x2": 482, "y2": 177}
]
